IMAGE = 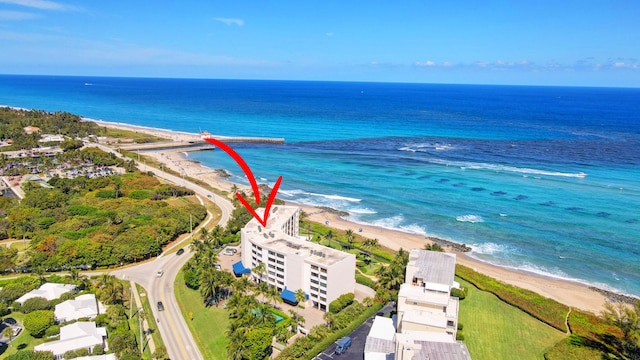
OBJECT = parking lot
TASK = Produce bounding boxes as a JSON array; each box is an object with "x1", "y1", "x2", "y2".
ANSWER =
[{"x1": 313, "y1": 303, "x2": 395, "y2": 360}]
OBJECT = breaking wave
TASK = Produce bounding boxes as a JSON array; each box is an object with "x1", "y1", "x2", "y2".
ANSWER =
[{"x1": 456, "y1": 214, "x2": 484, "y2": 223}]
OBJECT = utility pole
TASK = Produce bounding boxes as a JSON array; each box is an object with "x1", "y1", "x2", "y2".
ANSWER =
[
  {"x1": 138, "y1": 308, "x2": 143, "y2": 355},
  {"x1": 190, "y1": 214, "x2": 193, "y2": 236}
]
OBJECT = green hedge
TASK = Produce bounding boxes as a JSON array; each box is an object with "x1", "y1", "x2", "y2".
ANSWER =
[
  {"x1": 307, "y1": 302, "x2": 384, "y2": 359},
  {"x1": 355, "y1": 274, "x2": 376, "y2": 289},
  {"x1": 277, "y1": 301, "x2": 384, "y2": 360},
  {"x1": 329, "y1": 293, "x2": 354, "y2": 313}
]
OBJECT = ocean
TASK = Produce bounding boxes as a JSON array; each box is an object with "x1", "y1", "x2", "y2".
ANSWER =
[{"x1": 1, "y1": 75, "x2": 639, "y2": 296}]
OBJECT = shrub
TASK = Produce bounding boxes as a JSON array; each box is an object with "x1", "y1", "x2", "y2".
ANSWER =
[
  {"x1": 0, "y1": 303, "x2": 10, "y2": 316},
  {"x1": 45, "y1": 325, "x2": 60, "y2": 337},
  {"x1": 96, "y1": 190, "x2": 116, "y2": 199},
  {"x1": 451, "y1": 287, "x2": 467, "y2": 300},
  {"x1": 92, "y1": 344, "x2": 105, "y2": 355},
  {"x1": 456, "y1": 331, "x2": 465, "y2": 341},
  {"x1": 21, "y1": 297, "x2": 51, "y2": 313},
  {"x1": 328, "y1": 293, "x2": 354, "y2": 314},
  {"x1": 128, "y1": 190, "x2": 150, "y2": 200},
  {"x1": 23, "y1": 310, "x2": 55, "y2": 337}
]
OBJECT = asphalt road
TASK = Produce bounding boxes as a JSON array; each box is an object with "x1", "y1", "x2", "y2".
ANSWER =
[{"x1": 96, "y1": 142, "x2": 236, "y2": 360}]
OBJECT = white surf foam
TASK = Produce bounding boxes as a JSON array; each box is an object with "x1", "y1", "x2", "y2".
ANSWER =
[
  {"x1": 279, "y1": 189, "x2": 361, "y2": 203},
  {"x1": 426, "y1": 158, "x2": 587, "y2": 178},
  {"x1": 456, "y1": 214, "x2": 484, "y2": 223},
  {"x1": 470, "y1": 242, "x2": 510, "y2": 255},
  {"x1": 349, "y1": 207, "x2": 378, "y2": 215}
]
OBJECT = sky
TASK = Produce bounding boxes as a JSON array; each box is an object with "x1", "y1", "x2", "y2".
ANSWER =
[{"x1": 1, "y1": 0, "x2": 639, "y2": 87}]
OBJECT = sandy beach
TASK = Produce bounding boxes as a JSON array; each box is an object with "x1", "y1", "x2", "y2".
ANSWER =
[{"x1": 93, "y1": 120, "x2": 609, "y2": 314}]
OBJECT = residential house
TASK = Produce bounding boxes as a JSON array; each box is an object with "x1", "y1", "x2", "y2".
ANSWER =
[
  {"x1": 34, "y1": 321, "x2": 107, "y2": 360},
  {"x1": 55, "y1": 294, "x2": 99, "y2": 322}
]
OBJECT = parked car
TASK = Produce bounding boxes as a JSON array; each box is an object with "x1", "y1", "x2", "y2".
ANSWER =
[
  {"x1": 157, "y1": 301, "x2": 164, "y2": 311},
  {"x1": 335, "y1": 336, "x2": 352, "y2": 355},
  {"x1": 3, "y1": 318, "x2": 17, "y2": 325},
  {"x1": 176, "y1": 248, "x2": 185, "y2": 255},
  {"x1": 214, "y1": 264, "x2": 221, "y2": 270}
]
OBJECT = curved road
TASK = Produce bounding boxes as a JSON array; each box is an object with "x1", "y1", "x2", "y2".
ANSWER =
[{"x1": 94, "y1": 143, "x2": 235, "y2": 360}]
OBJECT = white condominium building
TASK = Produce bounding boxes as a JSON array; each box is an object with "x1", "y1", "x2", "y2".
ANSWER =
[
  {"x1": 239, "y1": 205, "x2": 356, "y2": 311},
  {"x1": 397, "y1": 250, "x2": 461, "y2": 340}
]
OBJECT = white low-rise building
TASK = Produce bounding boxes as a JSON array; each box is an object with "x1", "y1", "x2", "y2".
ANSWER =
[
  {"x1": 34, "y1": 321, "x2": 107, "y2": 360},
  {"x1": 364, "y1": 249, "x2": 472, "y2": 360},
  {"x1": 55, "y1": 294, "x2": 99, "y2": 322},
  {"x1": 364, "y1": 316, "x2": 397, "y2": 360},
  {"x1": 16, "y1": 283, "x2": 76, "y2": 304},
  {"x1": 397, "y1": 250, "x2": 460, "y2": 339},
  {"x1": 239, "y1": 205, "x2": 356, "y2": 311}
]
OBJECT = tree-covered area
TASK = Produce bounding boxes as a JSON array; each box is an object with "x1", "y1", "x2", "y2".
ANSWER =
[
  {"x1": 0, "y1": 273, "x2": 146, "y2": 359},
  {"x1": 1, "y1": 171, "x2": 206, "y2": 270},
  {"x1": 0, "y1": 108, "x2": 102, "y2": 150}
]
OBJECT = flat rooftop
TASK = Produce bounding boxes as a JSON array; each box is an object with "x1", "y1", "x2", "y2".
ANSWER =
[
  {"x1": 398, "y1": 283, "x2": 451, "y2": 306},
  {"x1": 407, "y1": 249, "x2": 456, "y2": 287},
  {"x1": 244, "y1": 206, "x2": 353, "y2": 266}
]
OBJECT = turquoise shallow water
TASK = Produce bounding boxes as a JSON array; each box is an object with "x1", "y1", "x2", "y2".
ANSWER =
[{"x1": 1, "y1": 75, "x2": 639, "y2": 296}]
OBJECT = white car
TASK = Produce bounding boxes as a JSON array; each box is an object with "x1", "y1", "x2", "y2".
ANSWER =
[{"x1": 156, "y1": 270, "x2": 164, "y2": 277}]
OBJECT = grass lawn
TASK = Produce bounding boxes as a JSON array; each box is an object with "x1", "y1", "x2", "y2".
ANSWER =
[
  {"x1": 457, "y1": 278, "x2": 566, "y2": 360},
  {"x1": 174, "y1": 270, "x2": 228, "y2": 360},
  {"x1": 0, "y1": 313, "x2": 45, "y2": 359}
]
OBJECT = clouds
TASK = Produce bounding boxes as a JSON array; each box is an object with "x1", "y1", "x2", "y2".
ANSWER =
[
  {"x1": 0, "y1": 9, "x2": 39, "y2": 19},
  {"x1": 0, "y1": 0, "x2": 72, "y2": 11},
  {"x1": 214, "y1": 17, "x2": 244, "y2": 26},
  {"x1": 412, "y1": 58, "x2": 639, "y2": 72}
]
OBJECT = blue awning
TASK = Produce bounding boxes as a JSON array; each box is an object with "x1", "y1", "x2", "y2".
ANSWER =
[
  {"x1": 280, "y1": 288, "x2": 298, "y2": 304},
  {"x1": 232, "y1": 261, "x2": 251, "y2": 276}
]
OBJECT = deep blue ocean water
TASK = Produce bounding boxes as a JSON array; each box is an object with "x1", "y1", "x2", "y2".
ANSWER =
[{"x1": 1, "y1": 75, "x2": 639, "y2": 296}]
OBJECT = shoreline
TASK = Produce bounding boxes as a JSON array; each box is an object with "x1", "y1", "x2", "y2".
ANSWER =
[{"x1": 91, "y1": 120, "x2": 623, "y2": 314}]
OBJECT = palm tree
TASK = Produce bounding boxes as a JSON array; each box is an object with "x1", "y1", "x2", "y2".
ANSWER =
[
  {"x1": 265, "y1": 286, "x2": 282, "y2": 308},
  {"x1": 98, "y1": 274, "x2": 125, "y2": 305},
  {"x1": 199, "y1": 267, "x2": 217, "y2": 302},
  {"x1": 3, "y1": 327, "x2": 13, "y2": 346},
  {"x1": 323, "y1": 312, "x2": 336, "y2": 330},
  {"x1": 345, "y1": 229, "x2": 355, "y2": 250},
  {"x1": 309, "y1": 325, "x2": 329, "y2": 341},
  {"x1": 226, "y1": 326, "x2": 250, "y2": 360},
  {"x1": 252, "y1": 262, "x2": 266, "y2": 283},
  {"x1": 232, "y1": 277, "x2": 253, "y2": 296},
  {"x1": 137, "y1": 309, "x2": 147, "y2": 354},
  {"x1": 256, "y1": 281, "x2": 270, "y2": 302},
  {"x1": 288, "y1": 310, "x2": 305, "y2": 333},
  {"x1": 324, "y1": 230, "x2": 334, "y2": 248},
  {"x1": 294, "y1": 289, "x2": 306, "y2": 305}
]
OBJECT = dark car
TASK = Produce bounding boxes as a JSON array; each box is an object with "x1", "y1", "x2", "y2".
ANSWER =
[
  {"x1": 157, "y1": 301, "x2": 164, "y2": 311},
  {"x1": 3, "y1": 318, "x2": 17, "y2": 325},
  {"x1": 176, "y1": 248, "x2": 185, "y2": 255}
]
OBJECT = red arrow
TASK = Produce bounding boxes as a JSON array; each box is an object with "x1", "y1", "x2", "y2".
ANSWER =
[{"x1": 204, "y1": 138, "x2": 282, "y2": 227}]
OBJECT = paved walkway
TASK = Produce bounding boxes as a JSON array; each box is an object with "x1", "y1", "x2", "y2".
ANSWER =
[{"x1": 130, "y1": 280, "x2": 157, "y2": 355}]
